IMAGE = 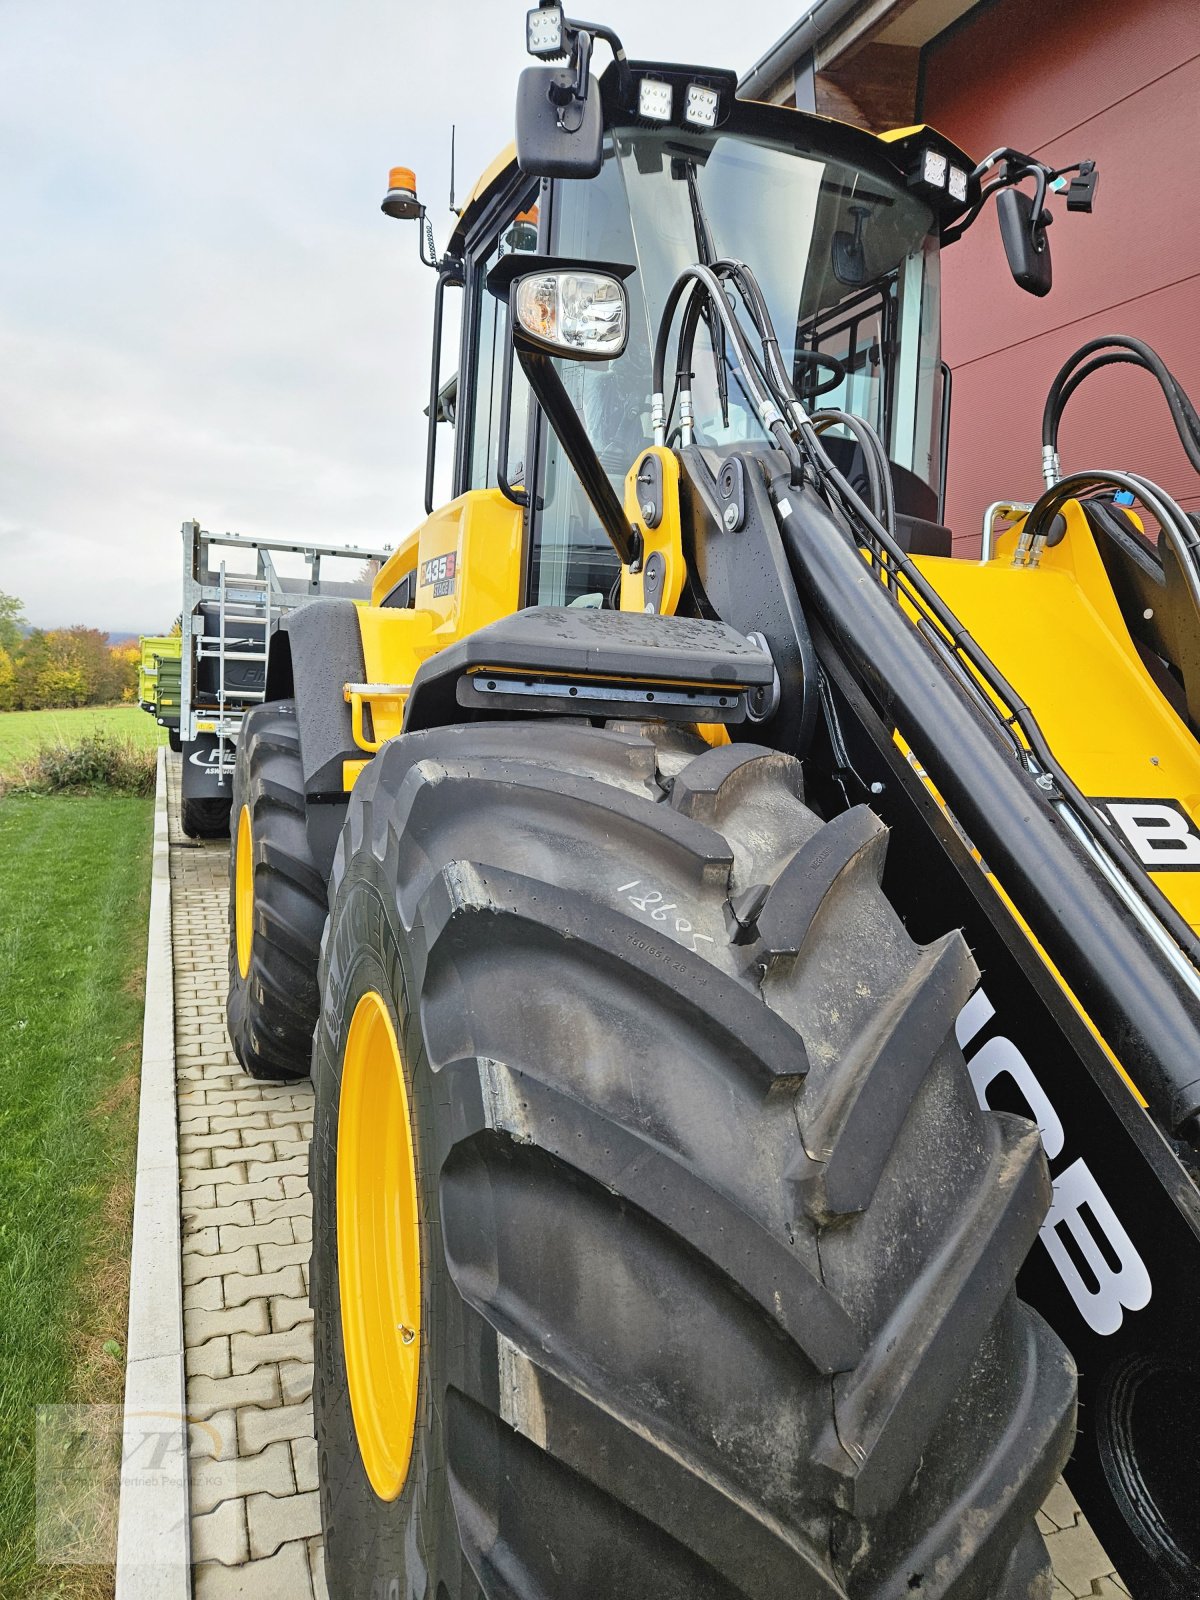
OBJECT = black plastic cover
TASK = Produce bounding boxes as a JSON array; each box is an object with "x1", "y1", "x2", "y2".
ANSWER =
[
  {"x1": 274, "y1": 600, "x2": 366, "y2": 796},
  {"x1": 404, "y1": 606, "x2": 774, "y2": 733}
]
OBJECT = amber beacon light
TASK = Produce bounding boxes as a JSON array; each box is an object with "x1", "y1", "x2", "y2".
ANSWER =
[{"x1": 381, "y1": 167, "x2": 422, "y2": 220}]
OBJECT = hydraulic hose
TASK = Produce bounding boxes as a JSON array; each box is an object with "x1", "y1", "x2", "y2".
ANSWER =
[{"x1": 1043, "y1": 336, "x2": 1200, "y2": 478}]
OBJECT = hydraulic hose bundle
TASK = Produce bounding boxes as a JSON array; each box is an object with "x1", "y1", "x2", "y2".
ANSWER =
[
  {"x1": 653, "y1": 264, "x2": 1200, "y2": 1014},
  {"x1": 1041, "y1": 334, "x2": 1200, "y2": 486}
]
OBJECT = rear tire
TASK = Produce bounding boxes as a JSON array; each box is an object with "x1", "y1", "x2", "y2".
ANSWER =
[
  {"x1": 311, "y1": 721, "x2": 1076, "y2": 1600},
  {"x1": 226, "y1": 701, "x2": 327, "y2": 1081},
  {"x1": 181, "y1": 795, "x2": 231, "y2": 839}
]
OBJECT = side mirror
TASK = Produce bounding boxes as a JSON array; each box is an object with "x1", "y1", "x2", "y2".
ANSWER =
[
  {"x1": 997, "y1": 186, "x2": 1052, "y2": 298},
  {"x1": 515, "y1": 66, "x2": 603, "y2": 179},
  {"x1": 832, "y1": 204, "x2": 871, "y2": 288}
]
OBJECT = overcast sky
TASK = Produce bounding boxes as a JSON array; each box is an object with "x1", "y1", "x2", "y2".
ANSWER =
[{"x1": 0, "y1": 0, "x2": 799, "y2": 632}]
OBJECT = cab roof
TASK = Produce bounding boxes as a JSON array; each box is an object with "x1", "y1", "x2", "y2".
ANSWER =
[{"x1": 448, "y1": 67, "x2": 975, "y2": 257}]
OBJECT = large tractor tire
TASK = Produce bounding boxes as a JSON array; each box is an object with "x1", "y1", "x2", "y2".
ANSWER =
[
  {"x1": 226, "y1": 701, "x2": 327, "y2": 1081},
  {"x1": 311, "y1": 721, "x2": 1076, "y2": 1600},
  {"x1": 181, "y1": 795, "x2": 231, "y2": 839}
]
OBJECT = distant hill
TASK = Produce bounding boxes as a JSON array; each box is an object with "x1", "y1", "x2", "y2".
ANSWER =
[{"x1": 13, "y1": 627, "x2": 160, "y2": 645}]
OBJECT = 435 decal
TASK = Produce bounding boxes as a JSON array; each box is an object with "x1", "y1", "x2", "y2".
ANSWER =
[{"x1": 419, "y1": 552, "x2": 457, "y2": 598}]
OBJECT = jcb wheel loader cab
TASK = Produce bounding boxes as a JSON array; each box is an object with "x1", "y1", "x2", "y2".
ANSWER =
[
  {"x1": 312, "y1": 725, "x2": 1074, "y2": 1599},
  {"x1": 524, "y1": 107, "x2": 951, "y2": 578}
]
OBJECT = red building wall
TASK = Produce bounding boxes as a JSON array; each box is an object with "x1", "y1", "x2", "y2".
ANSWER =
[{"x1": 922, "y1": 0, "x2": 1200, "y2": 553}]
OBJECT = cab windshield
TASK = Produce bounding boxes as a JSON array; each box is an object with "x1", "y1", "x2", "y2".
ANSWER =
[{"x1": 531, "y1": 123, "x2": 942, "y2": 605}]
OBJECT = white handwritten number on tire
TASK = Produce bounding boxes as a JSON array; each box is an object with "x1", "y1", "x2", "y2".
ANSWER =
[{"x1": 617, "y1": 880, "x2": 715, "y2": 957}]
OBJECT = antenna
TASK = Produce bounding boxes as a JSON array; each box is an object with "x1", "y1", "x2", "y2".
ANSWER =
[{"x1": 449, "y1": 124, "x2": 460, "y2": 216}]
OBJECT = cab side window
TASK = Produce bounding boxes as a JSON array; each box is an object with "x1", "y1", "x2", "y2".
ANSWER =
[{"x1": 464, "y1": 206, "x2": 538, "y2": 492}]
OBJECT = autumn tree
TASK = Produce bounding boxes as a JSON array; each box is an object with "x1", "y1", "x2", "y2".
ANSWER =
[
  {"x1": 0, "y1": 645, "x2": 15, "y2": 711},
  {"x1": 0, "y1": 591, "x2": 26, "y2": 656}
]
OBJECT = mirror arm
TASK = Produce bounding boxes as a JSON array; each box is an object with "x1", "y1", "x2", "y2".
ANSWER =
[
  {"x1": 515, "y1": 344, "x2": 641, "y2": 568},
  {"x1": 496, "y1": 330, "x2": 529, "y2": 508},
  {"x1": 565, "y1": 16, "x2": 633, "y2": 105}
]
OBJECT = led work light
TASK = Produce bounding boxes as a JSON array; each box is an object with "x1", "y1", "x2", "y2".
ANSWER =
[
  {"x1": 526, "y1": 3, "x2": 565, "y2": 58},
  {"x1": 684, "y1": 84, "x2": 719, "y2": 128},
  {"x1": 638, "y1": 78, "x2": 673, "y2": 121},
  {"x1": 921, "y1": 149, "x2": 947, "y2": 188}
]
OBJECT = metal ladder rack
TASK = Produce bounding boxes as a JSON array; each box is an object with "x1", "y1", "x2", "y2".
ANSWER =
[
  {"x1": 177, "y1": 522, "x2": 391, "y2": 795},
  {"x1": 193, "y1": 562, "x2": 273, "y2": 786}
]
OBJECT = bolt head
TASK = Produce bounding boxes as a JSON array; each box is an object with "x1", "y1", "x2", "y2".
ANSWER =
[
  {"x1": 722, "y1": 502, "x2": 739, "y2": 531},
  {"x1": 641, "y1": 501, "x2": 655, "y2": 522}
]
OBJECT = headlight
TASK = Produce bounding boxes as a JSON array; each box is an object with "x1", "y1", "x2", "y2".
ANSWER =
[{"x1": 514, "y1": 270, "x2": 629, "y2": 360}]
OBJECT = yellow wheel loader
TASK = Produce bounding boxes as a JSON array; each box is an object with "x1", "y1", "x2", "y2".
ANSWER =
[{"x1": 226, "y1": 10, "x2": 1200, "y2": 1595}]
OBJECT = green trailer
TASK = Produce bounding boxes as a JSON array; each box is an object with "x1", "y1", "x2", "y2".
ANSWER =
[{"x1": 137, "y1": 634, "x2": 182, "y2": 746}]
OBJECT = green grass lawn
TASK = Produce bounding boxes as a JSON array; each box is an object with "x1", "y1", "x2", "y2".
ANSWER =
[
  {"x1": 0, "y1": 707, "x2": 165, "y2": 776},
  {"x1": 0, "y1": 795, "x2": 153, "y2": 1598}
]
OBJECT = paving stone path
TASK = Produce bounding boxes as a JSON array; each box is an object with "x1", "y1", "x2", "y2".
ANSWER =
[
  {"x1": 169, "y1": 757, "x2": 325, "y2": 1598},
  {"x1": 164, "y1": 753, "x2": 1128, "y2": 1598}
]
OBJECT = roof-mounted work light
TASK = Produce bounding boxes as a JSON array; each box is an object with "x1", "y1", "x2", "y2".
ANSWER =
[
  {"x1": 638, "y1": 77, "x2": 673, "y2": 121},
  {"x1": 920, "y1": 149, "x2": 947, "y2": 189},
  {"x1": 684, "y1": 83, "x2": 720, "y2": 128},
  {"x1": 526, "y1": 3, "x2": 565, "y2": 60}
]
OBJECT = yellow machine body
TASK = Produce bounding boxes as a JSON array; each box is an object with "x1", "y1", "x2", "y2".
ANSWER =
[
  {"x1": 340, "y1": 489, "x2": 524, "y2": 789},
  {"x1": 911, "y1": 503, "x2": 1200, "y2": 936}
]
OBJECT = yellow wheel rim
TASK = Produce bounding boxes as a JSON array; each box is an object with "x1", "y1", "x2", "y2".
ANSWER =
[
  {"x1": 235, "y1": 804, "x2": 254, "y2": 980},
  {"x1": 337, "y1": 990, "x2": 422, "y2": 1501}
]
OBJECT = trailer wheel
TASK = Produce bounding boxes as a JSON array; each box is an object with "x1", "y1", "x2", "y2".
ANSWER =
[
  {"x1": 181, "y1": 795, "x2": 231, "y2": 839},
  {"x1": 226, "y1": 701, "x2": 327, "y2": 1081},
  {"x1": 311, "y1": 721, "x2": 1076, "y2": 1600}
]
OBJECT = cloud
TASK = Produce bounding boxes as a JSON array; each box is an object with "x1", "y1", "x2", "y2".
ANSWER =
[{"x1": 0, "y1": 0, "x2": 798, "y2": 631}]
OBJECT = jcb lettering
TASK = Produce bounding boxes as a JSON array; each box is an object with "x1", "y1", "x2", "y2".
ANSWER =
[
  {"x1": 956, "y1": 986, "x2": 1151, "y2": 1335},
  {"x1": 1040, "y1": 1157, "x2": 1152, "y2": 1335},
  {"x1": 1095, "y1": 797, "x2": 1200, "y2": 870},
  {"x1": 957, "y1": 991, "x2": 1064, "y2": 1160}
]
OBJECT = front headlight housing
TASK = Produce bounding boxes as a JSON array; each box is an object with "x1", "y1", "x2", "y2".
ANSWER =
[{"x1": 514, "y1": 270, "x2": 629, "y2": 359}]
